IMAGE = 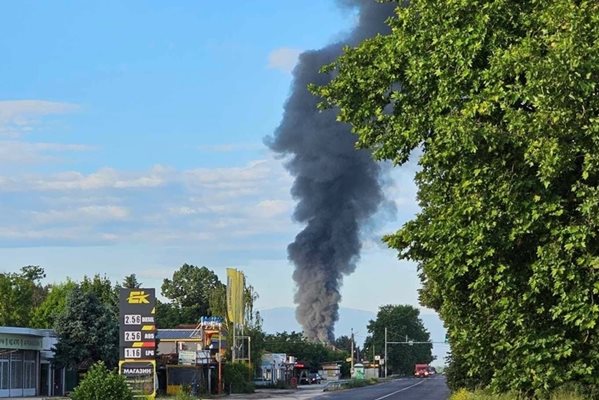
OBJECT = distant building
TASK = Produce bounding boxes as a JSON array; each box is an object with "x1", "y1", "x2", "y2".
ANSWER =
[
  {"x1": 0, "y1": 327, "x2": 65, "y2": 398},
  {"x1": 320, "y1": 362, "x2": 341, "y2": 381},
  {"x1": 257, "y1": 353, "x2": 288, "y2": 384}
]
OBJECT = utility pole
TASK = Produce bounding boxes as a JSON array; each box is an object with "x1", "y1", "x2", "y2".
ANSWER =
[
  {"x1": 351, "y1": 328, "x2": 355, "y2": 374},
  {"x1": 384, "y1": 327, "x2": 388, "y2": 378},
  {"x1": 218, "y1": 326, "x2": 222, "y2": 394},
  {"x1": 232, "y1": 323, "x2": 236, "y2": 363}
]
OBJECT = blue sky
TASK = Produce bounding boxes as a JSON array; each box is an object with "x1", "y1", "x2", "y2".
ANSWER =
[{"x1": 0, "y1": 1, "x2": 429, "y2": 343}]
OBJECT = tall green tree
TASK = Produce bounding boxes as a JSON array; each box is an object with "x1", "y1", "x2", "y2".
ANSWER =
[
  {"x1": 121, "y1": 274, "x2": 141, "y2": 289},
  {"x1": 161, "y1": 263, "x2": 222, "y2": 323},
  {"x1": 31, "y1": 280, "x2": 77, "y2": 328},
  {"x1": 316, "y1": 0, "x2": 599, "y2": 395},
  {"x1": 0, "y1": 266, "x2": 47, "y2": 327},
  {"x1": 155, "y1": 300, "x2": 200, "y2": 329},
  {"x1": 53, "y1": 287, "x2": 119, "y2": 370},
  {"x1": 334, "y1": 335, "x2": 353, "y2": 354},
  {"x1": 80, "y1": 274, "x2": 118, "y2": 315},
  {"x1": 363, "y1": 305, "x2": 432, "y2": 375}
]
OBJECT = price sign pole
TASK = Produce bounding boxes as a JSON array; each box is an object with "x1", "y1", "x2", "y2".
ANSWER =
[{"x1": 119, "y1": 288, "x2": 157, "y2": 399}]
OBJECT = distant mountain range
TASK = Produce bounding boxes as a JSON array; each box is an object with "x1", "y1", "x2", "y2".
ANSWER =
[{"x1": 258, "y1": 306, "x2": 449, "y2": 366}]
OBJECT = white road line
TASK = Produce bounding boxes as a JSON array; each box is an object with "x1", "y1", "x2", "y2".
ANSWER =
[{"x1": 373, "y1": 380, "x2": 426, "y2": 400}]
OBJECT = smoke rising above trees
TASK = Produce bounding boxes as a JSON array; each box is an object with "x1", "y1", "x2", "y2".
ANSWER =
[{"x1": 267, "y1": 0, "x2": 397, "y2": 343}]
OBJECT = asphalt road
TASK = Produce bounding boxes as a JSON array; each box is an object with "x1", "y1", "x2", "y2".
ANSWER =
[{"x1": 314, "y1": 376, "x2": 450, "y2": 400}]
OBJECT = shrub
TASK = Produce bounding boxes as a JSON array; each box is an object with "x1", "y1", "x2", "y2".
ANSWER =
[
  {"x1": 174, "y1": 390, "x2": 196, "y2": 400},
  {"x1": 223, "y1": 362, "x2": 255, "y2": 394},
  {"x1": 450, "y1": 389, "x2": 474, "y2": 400},
  {"x1": 71, "y1": 361, "x2": 133, "y2": 400}
]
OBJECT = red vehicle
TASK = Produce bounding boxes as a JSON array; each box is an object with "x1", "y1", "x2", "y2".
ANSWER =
[{"x1": 414, "y1": 364, "x2": 430, "y2": 378}]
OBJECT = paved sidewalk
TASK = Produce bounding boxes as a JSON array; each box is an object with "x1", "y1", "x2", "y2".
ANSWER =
[
  {"x1": 17, "y1": 387, "x2": 325, "y2": 400},
  {"x1": 227, "y1": 387, "x2": 324, "y2": 400}
]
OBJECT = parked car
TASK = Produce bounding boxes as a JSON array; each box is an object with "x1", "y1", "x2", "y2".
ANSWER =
[
  {"x1": 299, "y1": 373, "x2": 309, "y2": 385},
  {"x1": 309, "y1": 373, "x2": 322, "y2": 384}
]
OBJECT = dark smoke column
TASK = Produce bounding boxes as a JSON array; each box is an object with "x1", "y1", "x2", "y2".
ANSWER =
[{"x1": 267, "y1": 1, "x2": 396, "y2": 343}]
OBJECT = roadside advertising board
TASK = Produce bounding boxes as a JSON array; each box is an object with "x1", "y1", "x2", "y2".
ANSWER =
[{"x1": 119, "y1": 360, "x2": 156, "y2": 398}]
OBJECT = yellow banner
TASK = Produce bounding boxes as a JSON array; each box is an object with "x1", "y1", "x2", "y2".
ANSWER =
[{"x1": 226, "y1": 268, "x2": 245, "y2": 326}]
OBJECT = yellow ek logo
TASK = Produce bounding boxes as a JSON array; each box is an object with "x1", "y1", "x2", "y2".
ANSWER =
[{"x1": 127, "y1": 291, "x2": 150, "y2": 304}]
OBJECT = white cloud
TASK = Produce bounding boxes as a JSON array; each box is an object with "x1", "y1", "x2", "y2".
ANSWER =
[
  {"x1": 267, "y1": 48, "x2": 302, "y2": 73},
  {"x1": 183, "y1": 160, "x2": 275, "y2": 196},
  {"x1": 32, "y1": 205, "x2": 130, "y2": 224},
  {"x1": 0, "y1": 100, "x2": 78, "y2": 137},
  {"x1": 27, "y1": 165, "x2": 170, "y2": 191},
  {"x1": 0, "y1": 226, "x2": 118, "y2": 244},
  {"x1": 253, "y1": 199, "x2": 292, "y2": 218},
  {"x1": 0, "y1": 141, "x2": 92, "y2": 165},
  {"x1": 0, "y1": 157, "x2": 297, "y2": 247}
]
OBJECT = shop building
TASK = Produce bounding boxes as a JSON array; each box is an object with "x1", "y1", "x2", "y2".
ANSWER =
[{"x1": 0, "y1": 327, "x2": 64, "y2": 398}]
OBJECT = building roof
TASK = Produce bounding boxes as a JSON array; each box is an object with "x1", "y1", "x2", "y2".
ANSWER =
[
  {"x1": 156, "y1": 329, "x2": 200, "y2": 341},
  {"x1": 0, "y1": 327, "x2": 55, "y2": 337}
]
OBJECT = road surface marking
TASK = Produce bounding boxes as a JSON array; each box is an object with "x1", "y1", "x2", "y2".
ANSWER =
[{"x1": 373, "y1": 380, "x2": 425, "y2": 400}]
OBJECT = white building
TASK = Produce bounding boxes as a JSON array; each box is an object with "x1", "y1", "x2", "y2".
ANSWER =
[
  {"x1": 0, "y1": 327, "x2": 64, "y2": 398},
  {"x1": 258, "y1": 353, "x2": 288, "y2": 384}
]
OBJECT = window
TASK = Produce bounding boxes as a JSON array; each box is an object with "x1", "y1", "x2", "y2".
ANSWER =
[
  {"x1": 0, "y1": 353, "x2": 9, "y2": 390},
  {"x1": 23, "y1": 351, "x2": 36, "y2": 389},
  {"x1": 10, "y1": 352, "x2": 22, "y2": 389}
]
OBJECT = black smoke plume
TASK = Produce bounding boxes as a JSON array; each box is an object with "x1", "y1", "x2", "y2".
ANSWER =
[{"x1": 267, "y1": 1, "x2": 397, "y2": 342}]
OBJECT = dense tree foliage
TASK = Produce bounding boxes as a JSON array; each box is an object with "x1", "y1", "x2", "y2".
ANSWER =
[
  {"x1": 121, "y1": 273, "x2": 141, "y2": 289},
  {"x1": 31, "y1": 280, "x2": 77, "y2": 328},
  {"x1": 363, "y1": 305, "x2": 432, "y2": 375},
  {"x1": 80, "y1": 274, "x2": 119, "y2": 314},
  {"x1": 159, "y1": 264, "x2": 223, "y2": 327},
  {"x1": 316, "y1": 0, "x2": 599, "y2": 396},
  {"x1": 53, "y1": 287, "x2": 119, "y2": 370},
  {"x1": 263, "y1": 331, "x2": 347, "y2": 371},
  {"x1": 334, "y1": 335, "x2": 353, "y2": 354},
  {"x1": 0, "y1": 266, "x2": 46, "y2": 326}
]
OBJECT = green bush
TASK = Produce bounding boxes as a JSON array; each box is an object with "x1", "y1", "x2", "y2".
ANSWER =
[
  {"x1": 174, "y1": 390, "x2": 196, "y2": 400},
  {"x1": 223, "y1": 362, "x2": 255, "y2": 394},
  {"x1": 449, "y1": 387, "x2": 592, "y2": 400},
  {"x1": 71, "y1": 362, "x2": 133, "y2": 400}
]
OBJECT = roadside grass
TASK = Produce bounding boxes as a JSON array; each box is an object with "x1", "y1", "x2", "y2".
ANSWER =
[{"x1": 449, "y1": 388, "x2": 587, "y2": 400}]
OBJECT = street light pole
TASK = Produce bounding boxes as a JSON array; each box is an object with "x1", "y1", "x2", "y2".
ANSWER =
[{"x1": 384, "y1": 327, "x2": 388, "y2": 378}]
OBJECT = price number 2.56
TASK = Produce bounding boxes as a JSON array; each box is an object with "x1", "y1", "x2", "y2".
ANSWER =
[{"x1": 124, "y1": 314, "x2": 141, "y2": 325}]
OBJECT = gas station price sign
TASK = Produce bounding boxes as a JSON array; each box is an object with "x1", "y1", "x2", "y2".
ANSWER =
[{"x1": 119, "y1": 288, "x2": 156, "y2": 360}]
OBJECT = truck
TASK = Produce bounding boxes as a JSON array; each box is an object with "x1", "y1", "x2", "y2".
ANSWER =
[{"x1": 414, "y1": 364, "x2": 430, "y2": 378}]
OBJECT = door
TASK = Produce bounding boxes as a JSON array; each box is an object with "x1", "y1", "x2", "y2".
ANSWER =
[
  {"x1": 52, "y1": 367, "x2": 64, "y2": 396},
  {"x1": 40, "y1": 363, "x2": 49, "y2": 396}
]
